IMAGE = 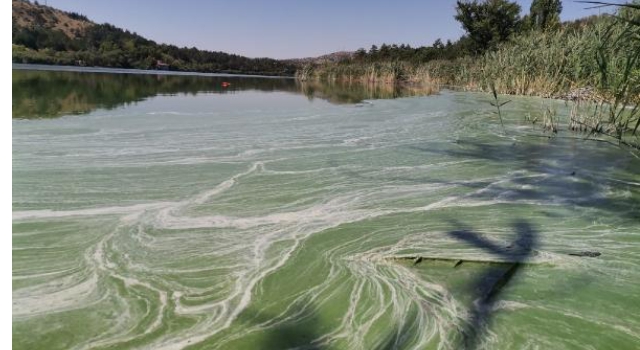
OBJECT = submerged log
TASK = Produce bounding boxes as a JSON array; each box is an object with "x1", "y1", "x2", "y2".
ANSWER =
[
  {"x1": 387, "y1": 250, "x2": 600, "y2": 267},
  {"x1": 386, "y1": 255, "x2": 533, "y2": 266},
  {"x1": 568, "y1": 251, "x2": 601, "y2": 257}
]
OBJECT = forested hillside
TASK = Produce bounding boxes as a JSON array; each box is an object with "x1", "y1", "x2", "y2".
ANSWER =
[{"x1": 11, "y1": 0, "x2": 296, "y2": 76}]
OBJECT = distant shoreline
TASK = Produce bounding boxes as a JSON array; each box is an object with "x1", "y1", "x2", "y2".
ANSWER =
[{"x1": 12, "y1": 64, "x2": 295, "y2": 80}]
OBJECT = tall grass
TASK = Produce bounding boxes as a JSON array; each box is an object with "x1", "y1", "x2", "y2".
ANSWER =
[
  {"x1": 478, "y1": 21, "x2": 613, "y2": 96},
  {"x1": 300, "y1": 15, "x2": 634, "y2": 96},
  {"x1": 296, "y1": 61, "x2": 429, "y2": 85},
  {"x1": 301, "y1": 8, "x2": 638, "y2": 97},
  {"x1": 595, "y1": 3, "x2": 640, "y2": 140}
]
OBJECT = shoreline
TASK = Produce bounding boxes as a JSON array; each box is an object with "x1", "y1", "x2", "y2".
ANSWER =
[
  {"x1": 296, "y1": 75, "x2": 604, "y2": 103},
  {"x1": 11, "y1": 63, "x2": 296, "y2": 79}
]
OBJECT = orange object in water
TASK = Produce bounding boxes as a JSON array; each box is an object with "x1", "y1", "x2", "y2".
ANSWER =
[{"x1": 221, "y1": 82, "x2": 231, "y2": 87}]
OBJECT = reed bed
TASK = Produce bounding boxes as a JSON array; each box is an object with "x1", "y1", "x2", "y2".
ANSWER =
[{"x1": 298, "y1": 16, "x2": 636, "y2": 97}]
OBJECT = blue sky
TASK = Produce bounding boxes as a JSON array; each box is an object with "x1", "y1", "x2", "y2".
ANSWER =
[{"x1": 43, "y1": 0, "x2": 610, "y2": 59}]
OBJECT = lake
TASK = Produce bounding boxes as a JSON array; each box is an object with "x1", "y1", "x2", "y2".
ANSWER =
[{"x1": 12, "y1": 66, "x2": 640, "y2": 350}]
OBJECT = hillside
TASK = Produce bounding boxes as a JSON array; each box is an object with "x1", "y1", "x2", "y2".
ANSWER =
[
  {"x1": 11, "y1": 0, "x2": 296, "y2": 76},
  {"x1": 12, "y1": 0, "x2": 91, "y2": 38}
]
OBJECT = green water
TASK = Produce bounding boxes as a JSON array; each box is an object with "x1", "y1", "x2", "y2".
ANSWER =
[{"x1": 12, "y1": 67, "x2": 640, "y2": 350}]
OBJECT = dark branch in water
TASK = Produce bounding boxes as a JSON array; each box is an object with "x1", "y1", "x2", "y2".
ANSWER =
[
  {"x1": 568, "y1": 251, "x2": 602, "y2": 257},
  {"x1": 387, "y1": 255, "x2": 541, "y2": 266}
]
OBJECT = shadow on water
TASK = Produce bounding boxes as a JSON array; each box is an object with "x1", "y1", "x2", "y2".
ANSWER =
[
  {"x1": 241, "y1": 308, "x2": 325, "y2": 350},
  {"x1": 217, "y1": 218, "x2": 538, "y2": 350},
  {"x1": 206, "y1": 302, "x2": 407, "y2": 350},
  {"x1": 184, "y1": 304, "x2": 325, "y2": 350},
  {"x1": 447, "y1": 220, "x2": 537, "y2": 350},
  {"x1": 210, "y1": 304, "x2": 401, "y2": 350},
  {"x1": 328, "y1": 136, "x2": 639, "y2": 222},
  {"x1": 411, "y1": 138, "x2": 640, "y2": 221}
]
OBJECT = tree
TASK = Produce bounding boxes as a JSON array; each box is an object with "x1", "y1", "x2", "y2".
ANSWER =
[
  {"x1": 530, "y1": 0, "x2": 563, "y2": 30},
  {"x1": 379, "y1": 43, "x2": 390, "y2": 59},
  {"x1": 354, "y1": 48, "x2": 367, "y2": 61},
  {"x1": 454, "y1": 0, "x2": 522, "y2": 53}
]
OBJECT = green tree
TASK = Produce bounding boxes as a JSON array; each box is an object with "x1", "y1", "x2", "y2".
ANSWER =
[
  {"x1": 530, "y1": 0, "x2": 563, "y2": 30},
  {"x1": 354, "y1": 48, "x2": 367, "y2": 61},
  {"x1": 369, "y1": 44, "x2": 379, "y2": 59},
  {"x1": 454, "y1": 0, "x2": 522, "y2": 53}
]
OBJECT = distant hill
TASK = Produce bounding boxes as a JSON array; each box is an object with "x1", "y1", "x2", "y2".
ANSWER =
[{"x1": 11, "y1": 0, "x2": 296, "y2": 76}]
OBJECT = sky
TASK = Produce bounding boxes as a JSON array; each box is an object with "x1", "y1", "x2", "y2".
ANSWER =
[{"x1": 42, "y1": 0, "x2": 610, "y2": 59}]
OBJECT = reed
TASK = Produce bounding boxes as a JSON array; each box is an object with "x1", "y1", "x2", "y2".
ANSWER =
[{"x1": 488, "y1": 81, "x2": 510, "y2": 135}]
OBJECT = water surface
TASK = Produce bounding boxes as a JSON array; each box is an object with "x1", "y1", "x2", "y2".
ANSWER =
[{"x1": 12, "y1": 67, "x2": 640, "y2": 350}]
